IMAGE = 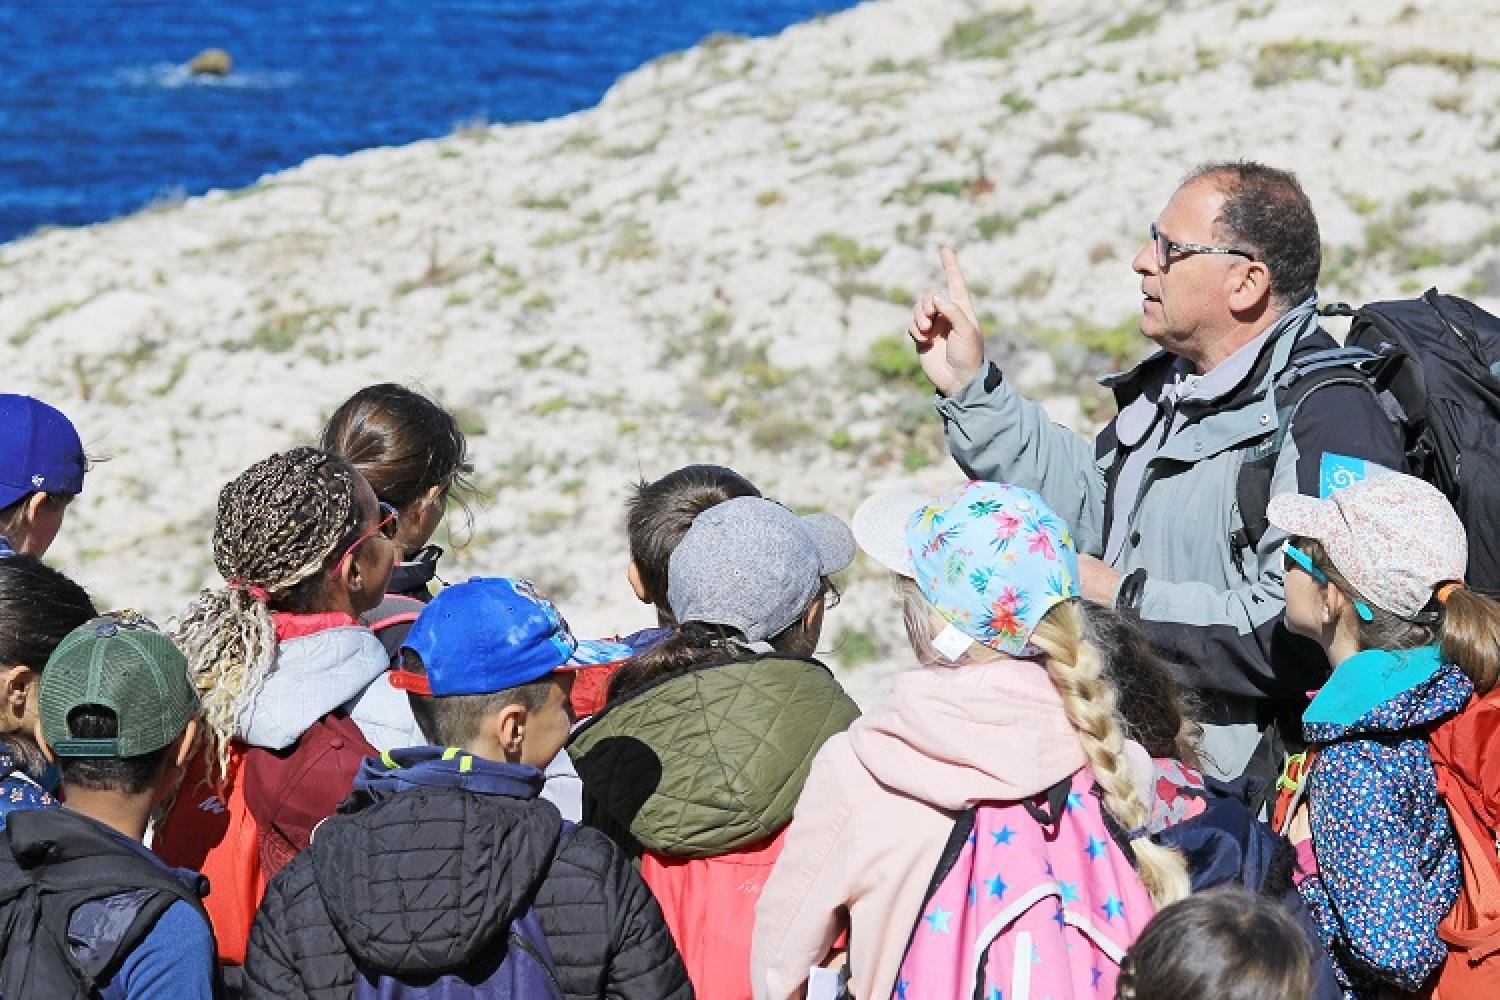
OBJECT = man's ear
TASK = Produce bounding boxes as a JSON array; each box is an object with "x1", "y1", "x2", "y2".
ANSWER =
[
  {"x1": 1227, "y1": 260, "x2": 1272, "y2": 314},
  {"x1": 627, "y1": 561, "x2": 649, "y2": 604},
  {"x1": 1, "y1": 665, "x2": 34, "y2": 714}
]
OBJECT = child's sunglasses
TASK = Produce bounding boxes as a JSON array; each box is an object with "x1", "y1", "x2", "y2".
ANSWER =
[{"x1": 1282, "y1": 542, "x2": 1374, "y2": 622}]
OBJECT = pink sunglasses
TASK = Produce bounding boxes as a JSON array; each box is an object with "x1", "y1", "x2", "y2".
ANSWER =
[{"x1": 327, "y1": 501, "x2": 398, "y2": 580}]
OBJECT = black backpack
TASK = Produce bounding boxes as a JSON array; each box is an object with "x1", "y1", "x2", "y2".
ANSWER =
[
  {"x1": 1237, "y1": 289, "x2": 1500, "y2": 594},
  {"x1": 0, "y1": 807, "x2": 215, "y2": 999}
]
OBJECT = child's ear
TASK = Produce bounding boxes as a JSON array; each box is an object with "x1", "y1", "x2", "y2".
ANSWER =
[
  {"x1": 1323, "y1": 584, "x2": 1345, "y2": 625},
  {"x1": 1, "y1": 665, "x2": 34, "y2": 713},
  {"x1": 491, "y1": 703, "x2": 529, "y2": 761},
  {"x1": 627, "y1": 561, "x2": 649, "y2": 604}
]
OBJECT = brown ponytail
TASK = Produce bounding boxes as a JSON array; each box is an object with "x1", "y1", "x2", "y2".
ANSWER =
[
  {"x1": 1438, "y1": 587, "x2": 1500, "y2": 694},
  {"x1": 1298, "y1": 538, "x2": 1500, "y2": 695}
]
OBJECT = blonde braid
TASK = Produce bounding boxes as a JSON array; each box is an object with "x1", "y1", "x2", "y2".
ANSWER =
[
  {"x1": 172, "y1": 447, "x2": 361, "y2": 782},
  {"x1": 1030, "y1": 600, "x2": 1190, "y2": 908}
]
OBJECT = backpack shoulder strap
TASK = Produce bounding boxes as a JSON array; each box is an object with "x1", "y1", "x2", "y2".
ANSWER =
[
  {"x1": 889, "y1": 807, "x2": 978, "y2": 974},
  {"x1": 361, "y1": 594, "x2": 425, "y2": 633},
  {"x1": 1234, "y1": 349, "x2": 1388, "y2": 553}
]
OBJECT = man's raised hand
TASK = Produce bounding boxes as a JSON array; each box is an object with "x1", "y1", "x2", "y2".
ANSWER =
[{"x1": 908, "y1": 246, "x2": 986, "y2": 397}]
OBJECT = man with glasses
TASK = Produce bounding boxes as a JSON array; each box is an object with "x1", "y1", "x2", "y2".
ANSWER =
[{"x1": 909, "y1": 161, "x2": 1404, "y2": 780}]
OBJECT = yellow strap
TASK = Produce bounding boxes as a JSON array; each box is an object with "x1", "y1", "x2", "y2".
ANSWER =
[
  {"x1": 1276, "y1": 751, "x2": 1310, "y2": 791},
  {"x1": 459, "y1": 755, "x2": 473, "y2": 773},
  {"x1": 381, "y1": 750, "x2": 397, "y2": 769},
  {"x1": 442, "y1": 747, "x2": 460, "y2": 761}
]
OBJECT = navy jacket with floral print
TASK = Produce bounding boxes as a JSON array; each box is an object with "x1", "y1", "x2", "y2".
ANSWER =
[{"x1": 1299, "y1": 647, "x2": 1470, "y2": 997}]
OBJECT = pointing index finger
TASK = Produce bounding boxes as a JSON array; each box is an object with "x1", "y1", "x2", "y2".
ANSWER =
[{"x1": 939, "y1": 245, "x2": 978, "y2": 326}]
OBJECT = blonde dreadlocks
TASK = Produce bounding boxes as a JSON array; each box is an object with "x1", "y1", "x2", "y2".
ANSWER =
[{"x1": 174, "y1": 446, "x2": 361, "y2": 781}]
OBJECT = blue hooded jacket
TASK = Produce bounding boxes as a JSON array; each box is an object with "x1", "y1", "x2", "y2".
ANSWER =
[{"x1": 1299, "y1": 646, "x2": 1470, "y2": 996}]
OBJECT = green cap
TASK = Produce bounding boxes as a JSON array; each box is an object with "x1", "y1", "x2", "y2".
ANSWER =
[{"x1": 40, "y1": 612, "x2": 197, "y2": 759}]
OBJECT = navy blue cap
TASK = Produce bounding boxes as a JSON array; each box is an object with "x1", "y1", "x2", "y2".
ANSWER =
[
  {"x1": 391, "y1": 577, "x2": 631, "y2": 697},
  {"x1": 0, "y1": 395, "x2": 85, "y2": 509}
]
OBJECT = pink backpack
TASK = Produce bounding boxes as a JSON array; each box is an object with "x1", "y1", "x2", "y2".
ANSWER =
[{"x1": 892, "y1": 768, "x2": 1155, "y2": 999}]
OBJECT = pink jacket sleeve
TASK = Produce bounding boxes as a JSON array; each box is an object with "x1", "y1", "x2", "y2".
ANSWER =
[{"x1": 751, "y1": 738, "x2": 855, "y2": 1000}]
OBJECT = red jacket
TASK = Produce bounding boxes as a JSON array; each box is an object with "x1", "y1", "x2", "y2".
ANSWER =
[
  {"x1": 1429, "y1": 688, "x2": 1500, "y2": 997},
  {"x1": 640, "y1": 830, "x2": 788, "y2": 1000}
]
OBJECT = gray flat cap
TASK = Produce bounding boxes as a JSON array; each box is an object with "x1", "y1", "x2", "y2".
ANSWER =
[{"x1": 667, "y1": 496, "x2": 855, "y2": 642}]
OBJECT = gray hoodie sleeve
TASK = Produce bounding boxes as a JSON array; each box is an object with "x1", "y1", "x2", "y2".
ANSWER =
[{"x1": 935, "y1": 362, "x2": 1108, "y2": 555}]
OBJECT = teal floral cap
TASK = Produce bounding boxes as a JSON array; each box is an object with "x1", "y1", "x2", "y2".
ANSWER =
[{"x1": 853, "y1": 481, "x2": 1081, "y2": 656}]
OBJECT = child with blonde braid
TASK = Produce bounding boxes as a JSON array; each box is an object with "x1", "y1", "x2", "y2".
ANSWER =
[
  {"x1": 153, "y1": 446, "x2": 423, "y2": 975},
  {"x1": 754, "y1": 482, "x2": 1187, "y2": 1000}
]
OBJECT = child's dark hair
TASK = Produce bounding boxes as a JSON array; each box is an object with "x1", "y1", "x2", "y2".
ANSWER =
[
  {"x1": 174, "y1": 447, "x2": 365, "y2": 779},
  {"x1": 57, "y1": 705, "x2": 170, "y2": 797},
  {"x1": 1, "y1": 730, "x2": 53, "y2": 783},
  {"x1": 1296, "y1": 536, "x2": 1500, "y2": 694},
  {"x1": 321, "y1": 383, "x2": 474, "y2": 543},
  {"x1": 400, "y1": 650, "x2": 552, "y2": 747},
  {"x1": 0, "y1": 555, "x2": 97, "y2": 671},
  {"x1": 1116, "y1": 887, "x2": 1313, "y2": 1000},
  {"x1": 607, "y1": 579, "x2": 837, "y2": 701},
  {"x1": 625, "y1": 465, "x2": 760, "y2": 616},
  {"x1": 1084, "y1": 602, "x2": 1203, "y2": 767}
]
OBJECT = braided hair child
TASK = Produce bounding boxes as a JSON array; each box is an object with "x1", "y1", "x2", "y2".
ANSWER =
[
  {"x1": 754, "y1": 482, "x2": 1187, "y2": 1000},
  {"x1": 154, "y1": 446, "x2": 421, "y2": 971}
]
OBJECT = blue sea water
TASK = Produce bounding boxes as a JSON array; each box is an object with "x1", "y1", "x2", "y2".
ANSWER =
[{"x1": 0, "y1": 1, "x2": 856, "y2": 243}]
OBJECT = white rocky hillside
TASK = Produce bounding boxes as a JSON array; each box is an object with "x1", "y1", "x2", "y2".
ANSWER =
[{"x1": 3, "y1": 0, "x2": 1500, "y2": 705}]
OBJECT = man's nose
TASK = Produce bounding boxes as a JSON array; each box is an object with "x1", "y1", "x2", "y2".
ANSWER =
[{"x1": 1131, "y1": 240, "x2": 1157, "y2": 276}]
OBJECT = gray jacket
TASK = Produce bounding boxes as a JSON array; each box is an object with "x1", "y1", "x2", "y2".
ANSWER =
[{"x1": 939, "y1": 306, "x2": 1404, "y2": 775}]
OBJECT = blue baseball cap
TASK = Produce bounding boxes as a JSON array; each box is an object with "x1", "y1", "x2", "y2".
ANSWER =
[
  {"x1": 0, "y1": 395, "x2": 86, "y2": 509},
  {"x1": 390, "y1": 577, "x2": 632, "y2": 697}
]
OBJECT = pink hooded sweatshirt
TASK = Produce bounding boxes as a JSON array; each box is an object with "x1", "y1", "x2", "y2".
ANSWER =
[{"x1": 751, "y1": 660, "x2": 1155, "y2": 1000}]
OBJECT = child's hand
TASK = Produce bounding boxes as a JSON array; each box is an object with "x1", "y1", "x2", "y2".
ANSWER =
[{"x1": 909, "y1": 246, "x2": 986, "y2": 397}]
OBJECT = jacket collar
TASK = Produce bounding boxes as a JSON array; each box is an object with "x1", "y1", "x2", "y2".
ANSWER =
[
  {"x1": 387, "y1": 545, "x2": 442, "y2": 600},
  {"x1": 1101, "y1": 298, "x2": 1321, "y2": 414},
  {"x1": 272, "y1": 610, "x2": 359, "y2": 642},
  {"x1": 352, "y1": 745, "x2": 544, "y2": 801},
  {"x1": 1303, "y1": 646, "x2": 1472, "y2": 738}
]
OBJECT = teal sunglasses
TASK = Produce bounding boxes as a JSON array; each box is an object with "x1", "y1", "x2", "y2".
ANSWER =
[{"x1": 1283, "y1": 542, "x2": 1374, "y2": 622}]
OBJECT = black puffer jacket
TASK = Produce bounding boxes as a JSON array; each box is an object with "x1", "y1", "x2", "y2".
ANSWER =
[{"x1": 242, "y1": 748, "x2": 691, "y2": 999}]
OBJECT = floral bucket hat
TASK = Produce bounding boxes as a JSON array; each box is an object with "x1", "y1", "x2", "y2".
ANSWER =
[{"x1": 853, "y1": 481, "x2": 1080, "y2": 656}]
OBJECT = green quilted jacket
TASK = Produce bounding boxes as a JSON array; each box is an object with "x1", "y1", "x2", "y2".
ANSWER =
[{"x1": 567, "y1": 654, "x2": 859, "y2": 859}]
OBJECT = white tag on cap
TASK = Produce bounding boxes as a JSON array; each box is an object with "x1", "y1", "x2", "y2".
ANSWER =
[{"x1": 933, "y1": 622, "x2": 975, "y2": 660}]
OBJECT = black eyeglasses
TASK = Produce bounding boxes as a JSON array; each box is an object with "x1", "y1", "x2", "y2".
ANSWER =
[{"x1": 1151, "y1": 222, "x2": 1254, "y2": 270}]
